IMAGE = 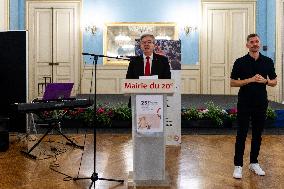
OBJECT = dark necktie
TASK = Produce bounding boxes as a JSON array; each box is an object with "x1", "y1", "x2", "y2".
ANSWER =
[{"x1": 145, "y1": 56, "x2": 150, "y2": 76}]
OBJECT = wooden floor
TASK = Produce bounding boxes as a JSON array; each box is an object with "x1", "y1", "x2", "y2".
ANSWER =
[{"x1": 0, "y1": 133, "x2": 284, "y2": 189}]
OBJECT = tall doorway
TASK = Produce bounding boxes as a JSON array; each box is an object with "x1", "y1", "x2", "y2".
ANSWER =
[
  {"x1": 201, "y1": 1, "x2": 255, "y2": 95},
  {"x1": 26, "y1": 1, "x2": 81, "y2": 100}
]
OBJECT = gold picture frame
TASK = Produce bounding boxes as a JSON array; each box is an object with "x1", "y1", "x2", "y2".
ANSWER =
[{"x1": 103, "y1": 22, "x2": 178, "y2": 65}]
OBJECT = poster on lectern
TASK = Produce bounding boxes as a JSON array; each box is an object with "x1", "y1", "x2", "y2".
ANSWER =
[{"x1": 136, "y1": 95, "x2": 163, "y2": 133}]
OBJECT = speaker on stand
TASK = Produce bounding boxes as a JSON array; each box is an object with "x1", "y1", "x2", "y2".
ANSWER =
[{"x1": 0, "y1": 31, "x2": 27, "y2": 133}]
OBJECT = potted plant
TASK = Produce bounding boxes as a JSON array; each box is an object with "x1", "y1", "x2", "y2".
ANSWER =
[
  {"x1": 181, "y1": 108, "x2": 205, "y2": 127},
  {"x1": 223, "y1": 106, "x2": 276, "y2": 128},
  {"x1": 182, "y1": 102, "x2": 228, "y2": 128},
  {"x1": 202, "y1": 102, "x2": 226, "y2": 127},
  {"x1": 265, "y1": 106, "x2": 277, "y2": 127},
  {"x1": 38, "y1": 102, "x2": 277, "y2": 129},
  {"x1": 82, "y1": 103, "x2": 132, "y2": 128},
  {"x1": 111, "y1": 103, "x2": 132, "y2": 128},
  {"x1": 224, "y1": 108, "x2": 237, "y2": 128}
]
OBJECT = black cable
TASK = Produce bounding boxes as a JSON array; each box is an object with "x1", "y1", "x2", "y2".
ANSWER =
[
  {"x1": 89, "y1": 58, "x2": 95, "y2": 94},
  {"x1": 74, "y1": 131, "x2": 88, "y2": 178},
  {"x1": 49, "y1": 166, "x2": 74, "y2": 181},
  {"x1": 48, "y1": 132, "x2": 88, "y2": 181},
  {"x1": 37, "y1": 140, "x2": 69, "y2": 160}
]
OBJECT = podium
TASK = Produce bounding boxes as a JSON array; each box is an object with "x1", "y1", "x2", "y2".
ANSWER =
[{"x1": 121, "y1": 79, "x2": 174, "y2": 187}]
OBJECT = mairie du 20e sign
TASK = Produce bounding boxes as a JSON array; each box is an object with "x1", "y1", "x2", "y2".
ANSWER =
[{"x1": 121, "y1": 79, "x2": 174, "y2": 94}]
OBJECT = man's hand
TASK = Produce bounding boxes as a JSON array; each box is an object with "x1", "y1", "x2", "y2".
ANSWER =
[
  {"x1": 254, "y1": 74, "x2": 267, "y2": 84},
  {"x1": 231, "y1": 74, "x2": 264, "y2": 87}
]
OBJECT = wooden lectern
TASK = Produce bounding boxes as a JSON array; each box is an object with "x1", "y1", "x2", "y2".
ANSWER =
[{"x1": 121, "y1": 79, "x2": 174, "y2": 188}]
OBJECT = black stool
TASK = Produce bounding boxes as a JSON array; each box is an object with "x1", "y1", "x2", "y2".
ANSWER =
[{"x1": 0, "y1": 117, "x2": 9, "y2": 152}]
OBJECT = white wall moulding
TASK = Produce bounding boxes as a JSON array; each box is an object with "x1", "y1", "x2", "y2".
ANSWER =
[
  {"x1": 81, "y1": 65, "x2": 200, "y2": 94},
  {"x1": 0, "y1": 0, "x2": 9, "y2": 30},
  {"x1": 80, "y1": 64, "x2": 278, "y2": 101}
]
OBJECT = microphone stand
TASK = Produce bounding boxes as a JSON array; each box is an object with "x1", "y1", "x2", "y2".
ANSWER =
[{"x1": 73, "y1": 53, "x2": 128, "y2": 188}]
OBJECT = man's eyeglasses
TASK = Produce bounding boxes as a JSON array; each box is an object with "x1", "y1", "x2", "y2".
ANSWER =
[{"x1": 141, "y1": 40, "x2": 154, "y2": 45}]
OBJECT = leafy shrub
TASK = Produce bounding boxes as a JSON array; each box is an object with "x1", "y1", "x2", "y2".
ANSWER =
[
  {"x1": 203, "y1": 102, "x2": 225, "y2": 126},
  {"x1": 182, "y1": 102, "x2": 226, "y2": 126},
  {"x1": 182, "y1": 108, "x2": 200, "y2": 120},
  {"x1": 39, "y1": 102, "x2": 277, "y2": 128},
  {"x1": 267, "y1": 106, "x2": 277, "y2": 120},
  {"x1": 112, "y1": 103, "x2": 131, "y2": 121}
]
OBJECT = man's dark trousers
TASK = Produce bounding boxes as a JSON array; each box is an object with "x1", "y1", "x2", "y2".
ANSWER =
[{"x1": 234, "y1": 104, "x2": 267, "y2": 166}]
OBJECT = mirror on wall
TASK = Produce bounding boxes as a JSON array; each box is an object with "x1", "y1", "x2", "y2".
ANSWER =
[{"x1": 103, "y1": 22, "x2": 177, "y2": 65}]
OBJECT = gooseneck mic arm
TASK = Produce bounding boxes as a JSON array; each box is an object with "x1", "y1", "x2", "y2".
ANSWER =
[{"x1": 82, "y1": 52, "x2": 130, "y2": 60}]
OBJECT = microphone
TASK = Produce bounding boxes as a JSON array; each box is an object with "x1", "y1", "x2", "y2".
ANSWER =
[
  {"x1": 82, "y1": 52, "x2": 94, "y2": 56},
  {"x1": 82, "y1": 53, "x2": 132, "y2": 60},
  {"x1": 119, "y1": 55, "x2": 136, "y2": 59}
]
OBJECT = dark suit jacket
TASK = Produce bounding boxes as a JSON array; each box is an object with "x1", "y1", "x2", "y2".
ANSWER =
[{"x1": 126, "y1": 53, "x2": 171, "y2": 79}]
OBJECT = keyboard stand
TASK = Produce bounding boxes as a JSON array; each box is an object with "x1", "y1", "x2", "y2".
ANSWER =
[{"x1": 21, "y1": 119, "x2": 84, "y2": 159}]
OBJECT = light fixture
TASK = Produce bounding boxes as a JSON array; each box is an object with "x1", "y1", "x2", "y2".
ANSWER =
[
  {"x1": 122, "y1": 44, "x2": 134, "y2": 49},
  {"x1": 128, "y1": 26, "x2": 154, "y2": 34},
  {"x1": 115, "y1": 34, "x2": 131, "y2": 46},
  {"x1": 184, "y1": 25, "x2": 197, "y2": 36},
  {"x1": 85, "y1": 25, "x2": 97, "y2": 35}
]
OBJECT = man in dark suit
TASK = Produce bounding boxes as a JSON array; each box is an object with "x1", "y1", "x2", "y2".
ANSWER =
[{"x1": 126, "y1": 34, "x2": 171, "y2": 79}]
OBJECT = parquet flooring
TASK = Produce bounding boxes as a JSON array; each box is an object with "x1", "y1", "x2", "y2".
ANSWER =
[{"x1": 0, "y1": 133, "x2": 284, "y2": 189}]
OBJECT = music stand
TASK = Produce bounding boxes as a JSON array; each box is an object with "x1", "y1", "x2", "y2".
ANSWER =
[
  {"x1": 21, "y1": 83, "x2": 84, "y2": 159},
  {"x1": 43, "y1": 83, "x2": 74, "y2": 101},
  {"x1": 73, "y1": 53, "x2": 126, "y2": 188}
]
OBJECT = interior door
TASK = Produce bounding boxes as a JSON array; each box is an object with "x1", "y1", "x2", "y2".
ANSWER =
[
  {"x1": 27, "y1": 1, "x2": 80, "y2": 101},
  {"x1": 201, "y1": 2, "x2": 255, "y2": 95}
]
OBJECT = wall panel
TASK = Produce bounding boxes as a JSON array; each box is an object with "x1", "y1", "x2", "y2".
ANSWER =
[{"x1": 81, "y1": 65, "x2": 200, "y2": 94}]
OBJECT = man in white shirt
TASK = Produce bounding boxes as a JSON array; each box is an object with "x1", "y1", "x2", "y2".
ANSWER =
[{"x1": 126, "y1": 34, "x2": 171, "y2": 79}]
